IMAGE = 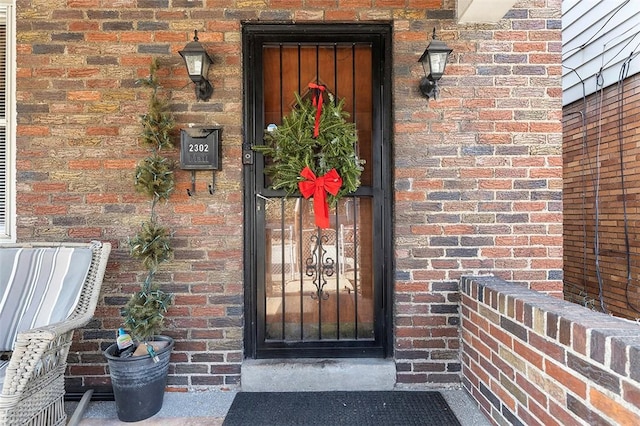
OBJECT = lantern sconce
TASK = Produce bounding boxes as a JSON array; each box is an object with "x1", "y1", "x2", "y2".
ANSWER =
[
  {"x1": 418, "y1": 28, "x2": 453, "y2": 100},
  {"x1": 179, "y1": 30, "x2": 214, "y2": 102}
]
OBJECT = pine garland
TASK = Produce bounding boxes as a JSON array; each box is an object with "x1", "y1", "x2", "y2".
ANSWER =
[
  {"x1": 128, "y1": 220, "x2": 172, "y2": 272},
  {"x1": 255, "y1": 91, "x2": 364, "y2": 206},
  {"x1": 134, "y1": 154, "x2": 174, "y2": 201},
  {"x1": 123, "y1": 283, "x2": 173, "y2": 342},
  {"x1": 124, "y1": 59, "x2": 175, "y2": 343}
]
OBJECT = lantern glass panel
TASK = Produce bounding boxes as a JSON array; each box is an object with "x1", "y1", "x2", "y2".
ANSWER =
[
  {"x1": 429, "y1": 51, "x2": 448, "y2": 77},
  {"x1": 185, "y1": 54, "x2": 203, "y2": 78}
]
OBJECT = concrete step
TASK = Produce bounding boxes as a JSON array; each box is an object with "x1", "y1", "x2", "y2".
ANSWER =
[{"x1": 241, "y1": 358, "x2": 397, "y2": 392}]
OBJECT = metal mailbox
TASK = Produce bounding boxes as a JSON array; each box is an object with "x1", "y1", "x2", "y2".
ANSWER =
[{"x1": 180, "y1": 126, "x2": 222, "y2": 170}]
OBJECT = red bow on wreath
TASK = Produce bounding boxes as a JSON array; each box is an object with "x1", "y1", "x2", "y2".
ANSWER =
[
  {"x1": 298, "y1": 166, "x2": 342, "y2": 229},
  {"x1": 308, "y1": 83, "x2": 325, "y2": 138}
]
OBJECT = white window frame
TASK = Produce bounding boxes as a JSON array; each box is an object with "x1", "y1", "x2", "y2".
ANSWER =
[{"x1": 0, "y1": 1, "x2": 15, "y2": 241}]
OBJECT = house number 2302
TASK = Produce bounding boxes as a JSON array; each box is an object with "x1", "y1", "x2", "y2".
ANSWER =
[{"x1": 189, "y1": 144, "x2": 209, "y2": 153}]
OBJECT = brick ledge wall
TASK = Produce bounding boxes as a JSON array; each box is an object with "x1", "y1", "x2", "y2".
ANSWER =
[{"x1": 460, "y1": 275, "x2": 640, "y2": 425}]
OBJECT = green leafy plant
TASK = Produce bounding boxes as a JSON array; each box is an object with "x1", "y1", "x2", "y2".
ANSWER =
[{"x1": 123, "y1": 58, "x2": 175, "y2": 343}]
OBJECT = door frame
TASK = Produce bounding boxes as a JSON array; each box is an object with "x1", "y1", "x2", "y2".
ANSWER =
[{"x1": 242, "y1": 22, "x2": 394, "y2": 359}]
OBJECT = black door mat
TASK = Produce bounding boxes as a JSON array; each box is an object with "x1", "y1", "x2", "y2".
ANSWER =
[{"x1": 222, "y1": 391, "x2": 462, "y2": 426}]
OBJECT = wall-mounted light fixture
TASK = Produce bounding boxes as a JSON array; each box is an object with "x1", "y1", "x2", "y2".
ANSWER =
[
  {"x1": 418, "y1": 28, "x2": 453, "y2": 100},
  {"x1": 179, "y1": 30, "x2": 214, "y2": 102}
]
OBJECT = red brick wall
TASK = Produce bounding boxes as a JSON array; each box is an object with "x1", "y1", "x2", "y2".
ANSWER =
[
  {"x1": 462, "y1": 276, "x2": 640, "y2": 425},
  {"x1": 563, "y1": 73, "x2": 640, "y2": 320},
  {"x1": 14, "y1": 0, "x2": 562, "y2": 389},
  {"x1": 393, "y1": 1, "x2": 563, "y2": 383}
]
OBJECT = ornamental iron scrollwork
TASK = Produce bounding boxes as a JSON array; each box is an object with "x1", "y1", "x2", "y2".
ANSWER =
[{"x1": 305, "y1": 231, "x2": 335, "y2": 300}]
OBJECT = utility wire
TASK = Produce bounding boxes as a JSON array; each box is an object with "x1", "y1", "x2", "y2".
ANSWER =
[
  {"x1": 593, "y1": 70, "x2": 608, "y2": 314},
  {"x1": 616, "y1": 52, "x2": 640, "y2": 313},
  {"x1": 617, "y1": 56, "x2": 630, "y2": 295},
  {"x1": 562, "y1": 66, "x2": 590, "y2": 305},
  {"x1": 563, "y1": 1, "x2": 640, "y2": 315},
  {"x1": 600, "y1": 30, "x2": 640, "y2": 70},
  {"x1": 562, "y1": 0, "x2": 630, "y2": 59}
]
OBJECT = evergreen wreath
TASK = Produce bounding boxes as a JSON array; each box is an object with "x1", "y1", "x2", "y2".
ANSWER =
[{"x1": 255, "y1": 89, "x2": 364, "y2": 207}]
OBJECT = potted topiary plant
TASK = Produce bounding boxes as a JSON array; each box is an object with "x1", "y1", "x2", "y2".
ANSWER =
[{"x1": 103, "y1": 58, "x2": 176, "y2": 423}]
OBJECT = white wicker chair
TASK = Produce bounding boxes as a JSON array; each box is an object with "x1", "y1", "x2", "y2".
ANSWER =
[{"x1": 0, "y1": 241, "x2": 111, "y2": 426}]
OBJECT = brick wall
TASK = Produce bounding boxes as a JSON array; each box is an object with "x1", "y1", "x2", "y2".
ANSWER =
[
  {"x1": 563, "y1": 73, "x2": 640, "y2": 320},
  {"x1": 461, "y1": 275, "x2": 640, "y2": 425},
  {"x1": 393, "y1": 0, "x2": 563, "y2": 383},
  {"x1": 14, "y1": 0, "x2": 562, "y2": 389}
]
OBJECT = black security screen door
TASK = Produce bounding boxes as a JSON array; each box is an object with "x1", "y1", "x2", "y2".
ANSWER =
[{"x1": 243, "y1": 23, "x2": 392, "y2": 358}]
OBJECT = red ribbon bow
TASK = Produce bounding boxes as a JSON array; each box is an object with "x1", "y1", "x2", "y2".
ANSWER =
[
  {"x1": 308, "y1": 83, "x2": 325, "y2": 138},
  {"x1": 298, "y1": 166, "x2": 342, "y2": 229}
]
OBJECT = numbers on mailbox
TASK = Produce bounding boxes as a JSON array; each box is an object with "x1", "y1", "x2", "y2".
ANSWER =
[{"x1": 188, "y1": 144, "x2": 209, "y2": 153}]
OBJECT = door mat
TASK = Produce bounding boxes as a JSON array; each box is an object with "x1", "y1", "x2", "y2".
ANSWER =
[{"x1": 222, "y1": 391, "x2": 462, "y2": 426}]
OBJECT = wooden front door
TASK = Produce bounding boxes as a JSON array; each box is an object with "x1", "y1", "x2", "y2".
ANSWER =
[{"x1": 242, "y1": 23, "x2": 392, "y2": 358}]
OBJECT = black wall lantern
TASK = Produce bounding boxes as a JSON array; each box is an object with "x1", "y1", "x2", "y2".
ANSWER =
[
  {"x1": 179, "y1": 30, "x2": 214, "y2": 102},
  {"x1": 418, "y1": 28, "x2": 453, "y2": 100}
]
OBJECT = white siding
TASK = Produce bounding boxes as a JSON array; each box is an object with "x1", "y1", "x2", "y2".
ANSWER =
[{"x1": 562, "y1": 0, "x2": 640, "y2": 106}]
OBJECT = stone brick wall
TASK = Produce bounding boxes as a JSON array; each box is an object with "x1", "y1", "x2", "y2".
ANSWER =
[
  {"x1": 461, "y1": 275, "x2": 640, "y2": 425},
  {"x1": 563, "y1": 73, "x2": 640, "y2": 320},
  {"x1": 14, "y1": 0, "x2": 562, "y2": 390}
]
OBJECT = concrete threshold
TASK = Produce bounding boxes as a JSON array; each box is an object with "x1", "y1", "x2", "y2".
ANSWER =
[{"x1": 241, "y1": 358, "x2": 397, "y2": 392}]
